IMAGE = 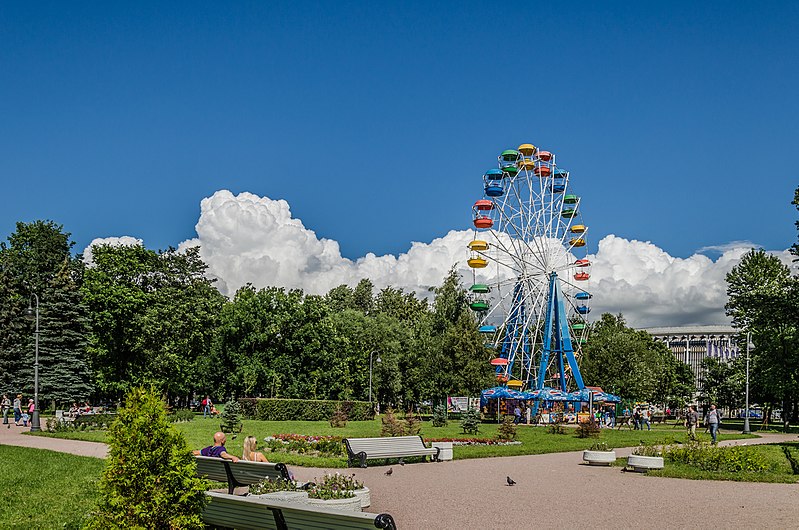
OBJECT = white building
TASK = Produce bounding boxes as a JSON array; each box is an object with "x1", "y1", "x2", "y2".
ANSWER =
[{"x1": 641, "y1": 326, "x2": 740, "y2": 392}]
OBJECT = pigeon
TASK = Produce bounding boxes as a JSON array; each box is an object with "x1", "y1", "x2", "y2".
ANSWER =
[
  {"x1": 398, "y1": 458, "x2": 405, "y2": 466},
  {"x1": 506, "y1": 476, "x2": 516, "y2": 486},
  {"x1": 385, "y1": 468, "x2": 393, "y2": 476}
]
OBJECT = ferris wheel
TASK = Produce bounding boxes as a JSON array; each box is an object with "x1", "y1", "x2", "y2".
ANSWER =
[{"x1": 468, "y1": 143, "x2": 592, "y2": 394}]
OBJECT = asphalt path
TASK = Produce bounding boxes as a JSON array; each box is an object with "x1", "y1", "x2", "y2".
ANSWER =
[{"x1": 2, "y1": 423, "x2": 797, "y2": 529}]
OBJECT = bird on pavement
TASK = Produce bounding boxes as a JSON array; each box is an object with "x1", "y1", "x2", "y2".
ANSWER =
[
  {"x1": 398, "y1": 458, "x2": 405, "y2": 466},
  {"x1": 385, "y1": 468, "x2": 393, "y2": 476},
  {"x1": 506, "y1": 476, "x2": 516, "y2": 486}
]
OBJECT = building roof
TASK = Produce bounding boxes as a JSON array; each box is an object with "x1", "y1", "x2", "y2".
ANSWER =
[{"x1": 639, "y1": 325, "x2": 737, "y2": 336}]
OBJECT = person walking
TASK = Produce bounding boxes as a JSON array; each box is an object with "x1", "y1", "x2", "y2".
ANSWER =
[
  {"x1": 642, "y1": 408, "x2": 652, "y2": 431},
  {"x1": 202, "y1": 395, "x2": 212, "y2": 419},
  {"x1": 706, "y1": 404, "x2": 722, "y2": 444},
  {"x1": 1, "y1": 394, "x2": 10, "y2": 425},
  {"x1": 686, "y1": 405, "x2": 699, "y2": 441},
  {"x1": 513, "y1": 404, "x2": 522, "y2": 425},
  {"x1": 13, "y1": 394, "x2": 22, "y2": 426}
]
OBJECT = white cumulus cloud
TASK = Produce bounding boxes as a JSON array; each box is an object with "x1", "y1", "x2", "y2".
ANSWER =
[
  {"x1": 92, "y1": 190, "x2": 794, "y2": 329},
  {"x1": 82, "y1": 236, "x2": 144, "y2": 265}
]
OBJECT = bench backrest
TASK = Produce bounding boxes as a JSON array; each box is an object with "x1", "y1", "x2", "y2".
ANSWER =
[
  {"x1": 203, "y1": 491, "x2": 397, "y2": 530},
  {"x1": 195, "y1": 456, "x2": 291, "y2": 494},
  {"x1": 345, "y1": 435, "x2": 428, "y2": 454}
]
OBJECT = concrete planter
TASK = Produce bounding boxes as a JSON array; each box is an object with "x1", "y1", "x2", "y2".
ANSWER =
[
  {"x1": 432, "y1": 441, "x2": 453, "y2": 461},
  {"x1": 627, "y1": 454, "x2": 664, "y2": 472},
  {"x1": 582, "y1": 450, "x2": 617, "y2": 466},
  {"x1": 250, "y1": 491, "x2": 309, "y2": 503},
  {"x1": 306, "y1": 495, "x2": 362, "y2": 512},
  {"x1": 352, "y1": 487, "x2": 371, "y2": 509}
]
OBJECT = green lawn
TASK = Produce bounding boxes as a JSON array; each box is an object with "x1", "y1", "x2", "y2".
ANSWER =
[
  {"x1": 0, "y1": 445, "x2": 103, "y2": 529},
  {"x1": 30, "y1": 417, "x2": 755, "y2": 468}
]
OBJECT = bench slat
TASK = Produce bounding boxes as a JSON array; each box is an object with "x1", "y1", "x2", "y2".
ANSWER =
[{"x1": 204, "y1": 492, "x2": 397, "y2": 530}]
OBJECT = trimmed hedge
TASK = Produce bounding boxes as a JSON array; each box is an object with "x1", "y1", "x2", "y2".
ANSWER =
[{"x1": 238, "y1": 398, "x2": 375, "y2": 421}]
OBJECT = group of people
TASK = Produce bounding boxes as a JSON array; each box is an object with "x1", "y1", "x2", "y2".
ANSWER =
[
  {"x1": 1, "y1": 394, "x2": 35, "y2": 427},
  {"x1": 67, "y1": 402, "x2": 95, "y2": 418},
  {"x1": 685, "y1": 404, "x2": 722, "y2": 443},
  {"x1": 201, "y1": 396, "x2": 219, "y2": 418},
  {"x1": 193, "y1": 432, "x2": 269, "y2": 463}
]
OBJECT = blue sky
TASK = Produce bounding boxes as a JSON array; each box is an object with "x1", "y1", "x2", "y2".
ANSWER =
[{"x1": 1, "y1": 1, "x2": 797, "y2": 261}]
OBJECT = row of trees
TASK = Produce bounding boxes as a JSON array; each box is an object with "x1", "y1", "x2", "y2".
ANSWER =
[{"x1": 0, "y1": 220, "x2": 495, "y2": 407}]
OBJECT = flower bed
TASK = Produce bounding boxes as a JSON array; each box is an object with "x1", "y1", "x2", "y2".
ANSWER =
[
  {"x1": 264, "y1": 434, "x2": 345, "y2": 456},
  {"x1": 426, "y1": 437, "x2": 522, "y2": 447}
]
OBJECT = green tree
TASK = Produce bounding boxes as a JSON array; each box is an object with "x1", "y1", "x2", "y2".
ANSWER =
[
  {"x1": 87, "y1": 387, "x2": 207, "y2": 529},
  {"x1": 700, "y1": 356, "x2": 744, "y2": 411},
  {"x1": 581, "y1": 313, "x2": 694, "y2": 404},
  {"x1": 726, "y1": 248, "x2": 799, "y2": 428},
  {"x1": 82, "y1": 244, "x2": 223, "y2": 403},
  {"x1": 0, "y1": 221, "x2": 92, "y2": 404}
]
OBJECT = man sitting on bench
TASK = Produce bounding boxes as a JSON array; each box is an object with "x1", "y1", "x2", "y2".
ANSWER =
[{"x1": 193, "y1": 431, "x2": 239, "y2": 462}]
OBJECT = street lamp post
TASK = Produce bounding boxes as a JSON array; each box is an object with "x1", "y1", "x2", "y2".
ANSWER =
[
  {"x1": 368, "y1": 351, "x2": 381, "y2": 403},
  {"x1": 742, "y1": 331, "x2": 751, "y2": 435},
  {"x1": 23, "y1": 294, "x2": 41, "y2": 432}
]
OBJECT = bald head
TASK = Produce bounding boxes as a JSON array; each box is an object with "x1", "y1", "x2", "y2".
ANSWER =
[{"x1": 213, "y1": 431, "x2": 227, "y2": 446}]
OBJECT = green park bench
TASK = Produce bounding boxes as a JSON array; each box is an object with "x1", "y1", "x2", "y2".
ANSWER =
[
  {"x1": 203, "y1": 491, "x2": 398, "y2": 530},
  {"x1": 195, "y1": 456, "x2": 292, "y2": 495},
  {"x1": 343, "y1": 435, "x2": 440, "y2": 468}
]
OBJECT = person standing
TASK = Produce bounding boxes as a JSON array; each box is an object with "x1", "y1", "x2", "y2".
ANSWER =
[
  {"x1": 642, "y1": 408, "x2": 652, "y2": 431},
  {"x1": 1, "y1": 394, "x2": 10, "y2": 425},
  {"x1": 13, "y1": 394, "x2": 22, "y2": 426},
  {"x1": 686, "y1": 405, "x2": 699, "y2": 441},
  {"x1": 203, "y1": 395, "x2": 212, "y2": 419},
  {"x1": 513, "y1": 404, "x2": 522, "y2": 425},
  {"x1": 706, "y1": 404, "x2": 722, "y2": 444}
]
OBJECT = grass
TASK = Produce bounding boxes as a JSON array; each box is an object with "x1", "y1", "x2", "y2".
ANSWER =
[
  {"x1": 646, "y1": 442, "x2": 799, "y2": 483},
  {"x1": 0, "y1": 445, "x2": 103, "y2": 529},
  {"x1": 29, "y1": 417, "x2": 755, "y2": 468}
]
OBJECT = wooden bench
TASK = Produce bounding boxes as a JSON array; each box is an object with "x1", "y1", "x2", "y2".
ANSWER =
[
  {"x1": 203, "y1": 491, "x2": 397, "y2": 530},
  {"x1": 615, "y1": 416, "x2": 633, "y2": 430},
  {"x1": 195, "y1": 456, "x2": 292, "y2": 495},
  {"x1": 343, "y1": 435, "x2": 440, "y2": 468}
]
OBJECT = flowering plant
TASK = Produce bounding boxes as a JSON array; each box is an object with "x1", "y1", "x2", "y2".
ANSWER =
[
  {"x1": 306, "y1": 472, "x2": 362, "y2": 500},
  {"x1": 249, "y1": 478, "x2": 298, "y2": 495},
  {"x1": 426, "y1": 437, "x2": 522, "y2": 446}
]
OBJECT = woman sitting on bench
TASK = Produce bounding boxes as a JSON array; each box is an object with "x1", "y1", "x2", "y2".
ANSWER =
[{"x1": 241, "y1": 436, "x2": 269, "y2": 463}]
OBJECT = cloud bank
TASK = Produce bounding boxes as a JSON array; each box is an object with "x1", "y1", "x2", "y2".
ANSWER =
[{"x1": 86, "y1": 190, "x2": 794, "y2": 328}]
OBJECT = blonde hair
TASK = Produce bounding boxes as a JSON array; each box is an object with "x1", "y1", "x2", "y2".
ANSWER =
[{"x1": 243, "y1": 436, "x2": 258, "y2": 459}]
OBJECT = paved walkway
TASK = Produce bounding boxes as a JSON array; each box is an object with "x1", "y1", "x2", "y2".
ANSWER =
[
  {"x1": 2, "y1": 424, "x2": 797, "y2": 529},
  {"x1": 0, "y1": 421, "x2": 108, "y2": 458}
]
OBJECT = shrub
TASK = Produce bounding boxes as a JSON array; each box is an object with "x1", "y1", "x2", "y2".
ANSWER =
[
  {"x1": 220, "y1": 400, "x2": 243, "y2": 437},
  {"x1": 575, "y1": 418, "x2": 601, "y2": 439},
  {"x1": 329, "y1": 406, "x2": 348, "y2": 428},
  {"x1": 664, "y1": 442, "x2": 774, "y2": 472},
  {"x1": 85, "y1": 387, "x2": 208, "y2": 529},
  {"x1": 244, "y1": 398, "x2": 375, "y2": 421},
  {"x1": 168, "y1": 408, "x2": 196, "y2": 423},
  {"x1": 404, "y1": 410, "x2": 422, "y2": 436},
  {"x1": 547, "y1": 423, "x2": 566, "y2": 435},
  {"x1": 460, "y1": 408, "x2": 481, "y2": 435},
  {"x1": 431, "y1": 404, "x2": 448, "y2": 427},
  {"x1": 496, "y1": 416, "x2": 517, "y2": 441},
  {"x1": 381, "y1": 409, "x2": 407, "y2": 437}
]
